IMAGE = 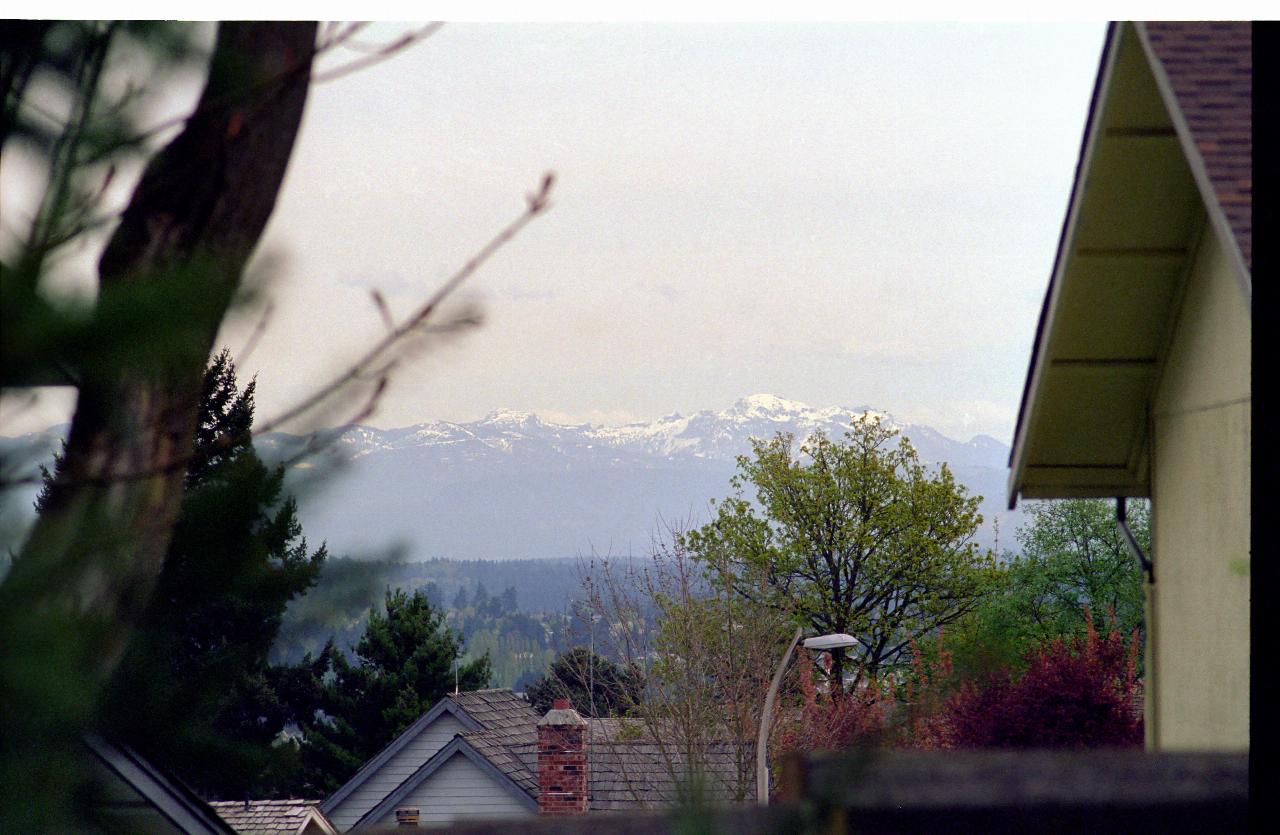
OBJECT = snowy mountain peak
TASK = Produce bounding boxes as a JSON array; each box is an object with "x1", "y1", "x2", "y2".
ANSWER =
[
  {"x1": 730, "y1": 393, "x2": 812, "y2": 418},
  {"x1": 481, "y1": 408, "x2": 541, "y2": 426}
]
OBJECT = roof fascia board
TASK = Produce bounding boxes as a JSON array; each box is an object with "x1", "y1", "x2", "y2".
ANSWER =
[
  {"x1": 1007, "y1": 21, "x2": 1125, "y2": 509},
  {"x1": 1133, "y1": 21, "x2": 1252, "y2": 308},
  {"x1": 84, "y1": 735, "x2": 236, "y2": 834},
  {"x1": 320, "y1": 696, "x2": 483, "y2": 814},
  {"x1": 353, "y1": 736, "x2": 538, "y2": 829}
]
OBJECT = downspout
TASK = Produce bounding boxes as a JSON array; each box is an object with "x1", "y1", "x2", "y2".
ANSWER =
[{"x1": 1116, "y1": 497, "x2": 1154, "y2": 583}]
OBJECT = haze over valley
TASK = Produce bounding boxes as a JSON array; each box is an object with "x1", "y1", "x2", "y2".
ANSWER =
[
  {"x1": 2, "y1": 394, "x2": 1022, "y2": 565},
  {"x1": 265, "y1": 394, "x2": 1020, "y2": 561}
]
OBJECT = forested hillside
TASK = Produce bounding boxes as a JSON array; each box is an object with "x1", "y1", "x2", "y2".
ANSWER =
[{"x1": 271, "y1": 556, "x2": 611, "y2": 689}]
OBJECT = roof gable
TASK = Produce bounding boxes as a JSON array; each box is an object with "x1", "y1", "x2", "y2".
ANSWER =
[
  {"x1": 320, "y1": 689, "x2": 536, "y2": 817},
  {"x1": 352, "y1": 736, "x2": 539, "y2": 827},
  {"x1": 319, "y1": 696, "x2": 482, "y2": 815},
  {"x1": 209, "y1": 800, "x2": 337, "y2": 835},
  {"x1": 1006, "y1": 21, "x2": 1251, "y2": 507}
]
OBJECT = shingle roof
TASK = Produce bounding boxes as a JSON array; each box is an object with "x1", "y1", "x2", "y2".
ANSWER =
[
  {"x1": 448, "y1": 701, "x2": 754, "y2": 811},
  {"x1": 209, "y1": 800, "x2": 329, "y2": 834},
  {"x1": 330, "y1": 688, "x2": 754, "y2": 819},
  {"x1": 583, "y1": 719, "x2": 754, "y2": 810},
  {"x1": 451, "y1": 688, "x2": 542, "y2": 732},
  {"x1": 1142, "y1": 21, "x2": 1252, "y2": 270},
  {"x1": 462, "y1": 729, "x2": 540, "y2": 796}
]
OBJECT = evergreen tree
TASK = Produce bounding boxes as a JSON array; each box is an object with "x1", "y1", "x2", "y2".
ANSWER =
[
  {"x1": 298, "y1": 588, "x2": 491, "y2": 793},
  {"x1": 92, "y1": 350, "x2": 327, "y2": 797},
  {"x1": 525, "y1": 647, "x2": 645, "y2": 717},
  {"x1": 473, "y1": 581, "x2": 491, "y2": 614}
]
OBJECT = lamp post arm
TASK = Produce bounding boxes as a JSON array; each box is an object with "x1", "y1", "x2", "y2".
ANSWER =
[{"x1": 756, "y1": 625, "x2": 803, "y2": 806}]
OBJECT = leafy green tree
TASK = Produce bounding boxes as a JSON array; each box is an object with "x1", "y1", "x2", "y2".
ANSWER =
[
  {"x1": 89, "y1": 350, "x2": 326, "y2": 797},
  {"x1": 941, "y1": 499, "x2": 1147, "y2": 680},
  {"x1": 525, "y1": 646, "x2": 645, "y2": 717},
  {"x1": 298, "y1": 588, "x2": 491, "y2": 793},
  {"x1": 684, "y1": 415, "x2": 994, "y2": 690}
]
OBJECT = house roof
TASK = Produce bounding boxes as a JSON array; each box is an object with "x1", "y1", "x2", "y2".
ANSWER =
[
  {"x1": 579, "y1": 719, "x2": 753, "y2": 810},
  {"x1": 328, "y1": 688, "x2": 754, "y2": 823},
  {"x1": 1006, "y1": 21, "x2": 1252, "y2": 508},
  {"x1": 209, "y1": 800, "x2": 337, "y2": 835},
  {"x1": 84, "y1": 735, "x2": 237, "y2": 834},
  {"x1": 319, "y1": 690, "x2": 492, "y2": 814},
  {"x1": 352, "y1": 735, "x2": 540, "y2": 827},
  {"x1": 1142, "y1": 22, "x2": 1251, "y2": 272},
  {"x1": 462, "y1": 728, "x2": 539, "y2": 796},
  {"x1": 450, "y1": 688, "x2": 542, "y2": 732},
  {"x1": 463, "y1": 711, "x2": 755, "y2": 811}
]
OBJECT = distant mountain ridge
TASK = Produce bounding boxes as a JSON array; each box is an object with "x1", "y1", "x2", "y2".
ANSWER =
[
  {"x1": 260, "y1": 394, "x2": 1008, "y2": 467},
  {"x1": 2, "y1": 395, "x2": 1021, "y2": 562},
  {"x1": 250, "y1": 394, "x2": 1021, "y2": 562}
]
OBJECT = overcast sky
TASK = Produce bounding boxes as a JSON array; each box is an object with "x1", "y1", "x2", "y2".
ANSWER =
[{"x1": 3, "y1": 21, "x2": 1109, "y2": 442}]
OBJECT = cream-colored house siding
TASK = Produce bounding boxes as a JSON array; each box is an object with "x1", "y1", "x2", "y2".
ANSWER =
[
  {"x1": 327, "y1": 713, "x2": 469, "y2": 830},
  {"x1": 1148, "y1": 224, "x2": 1250, "y2": 750},
  {"x1": 374, "y1": 751, "x2": 532, "y2": 828}
]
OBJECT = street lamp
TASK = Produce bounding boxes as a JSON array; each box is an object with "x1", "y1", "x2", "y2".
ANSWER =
[{"x1": 756, "y1": 628, "x2": 859, "y2": 806}]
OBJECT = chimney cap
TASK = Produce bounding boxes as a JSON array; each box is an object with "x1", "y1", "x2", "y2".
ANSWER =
[{"x1": 539, "y1": 700, "x2": 588, "y2": 727}]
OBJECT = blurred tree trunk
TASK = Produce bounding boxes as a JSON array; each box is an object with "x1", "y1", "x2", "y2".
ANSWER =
[
  {"x1": 18, "y1": 18, "x2": 315, "y2": 674},
  {"x1": 1, "y1": 21, "x2": 316, "y2": 830}
]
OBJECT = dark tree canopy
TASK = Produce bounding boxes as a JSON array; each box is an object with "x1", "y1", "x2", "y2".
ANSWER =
[
  {"x1": 93, "y1": 350, "x2": 326, "y2": 798},
  {"x1": 525, "y1": 646, "x2": 645, "y2": 717},
  {"x1": 297, "y1": 588, "x2": 491, "y2": 793}
]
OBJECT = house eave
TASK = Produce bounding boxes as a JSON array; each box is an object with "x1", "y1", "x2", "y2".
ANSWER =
[
  {"x1": 1009, "y1": 21, "x2": 1216, "y2": 510},
  {"x1": 1007, "y1": 22, "x2": 1123, "y2": 509}
]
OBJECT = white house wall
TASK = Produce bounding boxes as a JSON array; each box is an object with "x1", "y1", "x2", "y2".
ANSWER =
[
  {"x1": 375, "y1": 750, "x2": 533, "y2": 827},
  {"x1": 1149, "y1": 224, "x2": 1250, "y2": 750},
  {"x1": 327, "y1": 713, "x2": 469, "y2": 830}
]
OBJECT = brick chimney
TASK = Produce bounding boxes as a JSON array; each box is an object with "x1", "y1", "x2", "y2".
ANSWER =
[{"x1": 537, "y1": 697, "x2": 589, "y2": 815}]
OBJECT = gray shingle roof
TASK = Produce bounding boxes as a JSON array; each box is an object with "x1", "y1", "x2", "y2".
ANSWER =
[
  {"x1": 445, "y1": 694, "x2": 754, "y2": 811},
  {"x1": 583, "y1": 719, "x2": 753, "y2": 810},
  {"x1": 462, "y1": 729, "x2": 539, "y2": 797},
  {"x1": 451, "y1": 688, "x2": 542, "y2": 732},
  {"x1": 209, "y1": 800, "x2": 329, "y2": 834}
]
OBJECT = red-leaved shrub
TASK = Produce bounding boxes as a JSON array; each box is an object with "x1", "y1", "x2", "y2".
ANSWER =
[
  {"x1": 774, "y1": 651, "x2": 896, "y2": 755},
  {"x1": 901, "y1": 630, "x2": 957, "y2": 748},
  {"x1": 937, "y1": 608, "x2": 1142, "y2": 749}
]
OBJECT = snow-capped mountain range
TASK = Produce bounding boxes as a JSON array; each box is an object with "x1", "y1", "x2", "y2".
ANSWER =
[
  {"x1": 251, "y1": 394, "x2": 1020, "y2": 561},
  {"x1": 1, "y1": 395, "x2": 1023, "y2": 562}
]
